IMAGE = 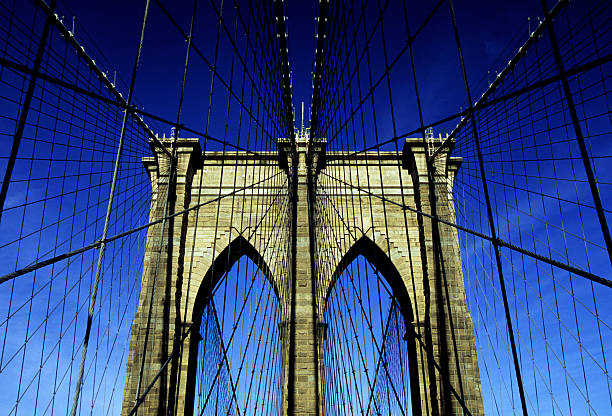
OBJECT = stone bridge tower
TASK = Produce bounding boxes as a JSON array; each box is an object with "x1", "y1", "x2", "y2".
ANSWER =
[{"x1": 121, "y1": 136, "x2": 484, "y2": 415}]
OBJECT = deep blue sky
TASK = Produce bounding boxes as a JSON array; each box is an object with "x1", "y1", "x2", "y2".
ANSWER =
[
  {"x1": 56, "y1": 0, "x2": 544, "y2": 137},
  {"x1": 3, "y1": 1, "x2": 609, "y2": 415}
]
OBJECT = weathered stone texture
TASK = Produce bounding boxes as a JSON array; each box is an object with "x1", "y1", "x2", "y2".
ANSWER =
[{"x1": 122, "y1": 137, "x2": 483, "y2": 416}]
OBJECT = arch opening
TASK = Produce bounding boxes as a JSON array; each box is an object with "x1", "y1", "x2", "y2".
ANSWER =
[
  {"x1": 185, "y1": 237, "x2": 282, "y2": 415},
  {"x1": 323, "y1": 237, "x2": 420, "y2": 415}
]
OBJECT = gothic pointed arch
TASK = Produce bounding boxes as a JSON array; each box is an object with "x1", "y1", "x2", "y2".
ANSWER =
[
  {"x1": 323, "y1": 235, "x2": 421, "y2": 415},
  {"x1": 190, "y1": 235, "x2": 278, "y2": 322},
  {"x1": 184, "y1": 235, "x2": 282, "y2": 415},
  {"x1": 326, "y1": 235, "x2": 414, "y2": 326}
]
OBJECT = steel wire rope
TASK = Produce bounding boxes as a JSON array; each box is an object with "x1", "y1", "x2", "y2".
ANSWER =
[
  {"x1": 469, "y1": 227, "x2": 602, "y2": 414},
  {"x1": 177, "y1": 0, "x2": 288, "y2": 410},
  {"x1": 70, "y1": 0, "x2": 152, "y2": 412},
  {"x1": 152, "y1": 0, "x2": 281, "y2": 150},
  {"x1": 321, "y1": 50, "x2": 612, "y2": 162},
  {"x1": 315, "y1": 185, "x2": 412, "y2": 414},
  {"x1": 450, "y1": 152, "x2": 607, "y2": 414},
  {"x1": 129, "y1": 186, "x2": 289, "y2": 414},
  {"x1": 319, "y1": 169, "x2": 610, "y2": 286}
]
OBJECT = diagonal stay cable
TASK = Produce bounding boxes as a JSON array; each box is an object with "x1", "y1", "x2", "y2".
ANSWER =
[
  {"x1": 323, "y1": 52, "x2": 612, "y2": 161},
  {"x1": 0, "y1": 54, "x2": 269, "y2": 158},
  {"x1": 69, "y1": 1, "x2": 152, "y2": 414},
  {"x1": 32, "y1": 0, "x2": 171, "y2": 158},
  {"x1": 133, "y1": 0, "x2": 204, "y2": 404},
  {"x1": 538, "y1": 0, "x2": 612, "y2": 267},
  {"x1": 0, "y1": 0, "x2": 56, "y2": 220},
  {"x1": 320, "y1": 170, "x2": 611, "y2": 287},
  {"x1": 467, "y1": 230, "x2": 601, "y2": 414},
  {"x1": 152, "y1": 0, "x2": 278, "y2": 146},
  {"x1": 325, "y1": 274, "x2": 384, "y2": 415},
  {"x1": 0, "y1": 171, "x2": 283, "y2": 285},
  {"x1": 431, "y1": 0, "x2": 569, "y2": 162},
  {"x1": 129, "y1": 182, "x2": 288, "y2": 414},
  {"x1": 363, "y1": 301, "x2": 405, "y2": 416},
  {"x1": 315, "y1": 186, "x2": 412, "y2": 414},
  {"x1": 444, "y1": 173, "x2": 612, "y2": 331},
  {"x1": 206, "y1": 299, "x2": 244, "y2": 416},
  {"x1": 322, "y1": 0, "x2": 445, "y2": 146}
]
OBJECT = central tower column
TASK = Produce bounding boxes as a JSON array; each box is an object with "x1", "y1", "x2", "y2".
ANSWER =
[{"x1": 282, "y1": 132, "x2": 322, "y2": 415}]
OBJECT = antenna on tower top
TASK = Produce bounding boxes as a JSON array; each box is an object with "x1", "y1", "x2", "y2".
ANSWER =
[{"x1": 301, "y1": 101, "x2": 304, "y2": 134}]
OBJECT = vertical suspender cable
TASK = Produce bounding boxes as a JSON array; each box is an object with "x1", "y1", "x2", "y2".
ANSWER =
[
  {"x1": 446, "y1": 0, "x2": 529, "y2": 415},
  {"x1": 538, "y1": 0, "x2": 612, "y2": 267},
  {"x1": 69, "y1": 1, "x2": 151, "y2": 415},
  {"x1": 0, "y1": 0, "x2": 56, "y2": 221}
]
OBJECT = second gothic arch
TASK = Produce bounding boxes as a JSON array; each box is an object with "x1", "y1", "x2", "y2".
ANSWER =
[
  {"x1": 321, "y1": 234, "x2": 423, "y2": 416},
  {"x1": 324, "y1": 235, "x2": 414, "y2": 327}
]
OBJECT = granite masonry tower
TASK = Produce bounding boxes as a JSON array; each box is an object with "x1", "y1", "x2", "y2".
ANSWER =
[{"x1": 121, "y1": 132, "x2": 484, "y2": 415}]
